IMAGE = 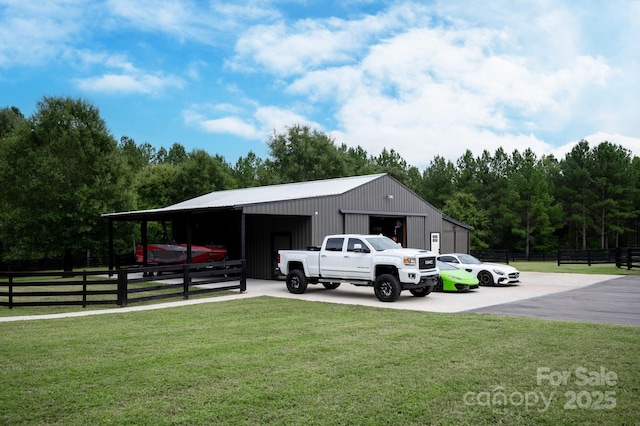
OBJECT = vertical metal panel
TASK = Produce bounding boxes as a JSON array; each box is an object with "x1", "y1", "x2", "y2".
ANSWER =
[
  {"x1": 406, "y1": 216, "x2": 427, "y2": 249},
  {"x1": 441, "y1": 221, "x2": 456, "y2": 253},
  {"x1": 344, "y1": 214, "x2": 369, "y2": 234},
  {"x1": 440, "y1": 220, "x2": 470, "y2": 254},
  {"x1": 245, "y1": 215, "x2": 311, "y2": 279},
  {"x1": 456, "y1": 227, "x2": 470, "y2": 253}
]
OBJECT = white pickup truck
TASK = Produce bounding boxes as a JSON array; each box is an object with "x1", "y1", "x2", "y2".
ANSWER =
[{"x1": 277, "y1": 234, "x2": 439, "y2": 302}]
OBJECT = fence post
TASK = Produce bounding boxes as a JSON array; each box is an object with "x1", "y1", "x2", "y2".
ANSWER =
[
  {"x1": 557, "y1": 250, "x2": 560, "y2": 266},
  {"x1": 183, "y1": 264, "x2": 191, "y2": 299},
  {"x1": 8, "y1": 274, "x2": 13, "y2": 309},
  {"x1": 240, "y1": 259, "x2": 247, "y2": 292},
  {"x1": 117, "y1": 269, "x2": 128, "y2": 307},
  {"x1": 82, "y1": 273, "x2": 87, "y2": 308},
  {"x1": 629, "y1": 247, "x2": 632, "y2": 270}
]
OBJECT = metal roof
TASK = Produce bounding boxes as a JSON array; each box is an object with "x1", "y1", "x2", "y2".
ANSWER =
[{"x1": 102, "y1": 173, "x2": 387, "y2": 219}]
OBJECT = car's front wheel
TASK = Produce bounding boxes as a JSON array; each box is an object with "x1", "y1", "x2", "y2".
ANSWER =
[
  {"x1": 374, "y1": 274, "x2": 402, "y2": 302},
  {"x1": 286, "y1": 270, "x2": 308, "y2": 294},
  {"x1": 434, "y1": 276, "x2": 444, "y2": 291},
  {"x1": 478, "y1": 271, "x2": 494, "y2": 286}
]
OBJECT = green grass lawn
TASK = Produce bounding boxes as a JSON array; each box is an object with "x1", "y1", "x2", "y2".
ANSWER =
[{"x1": 1, "y1": 297, "x2": 638, "y2": 425}]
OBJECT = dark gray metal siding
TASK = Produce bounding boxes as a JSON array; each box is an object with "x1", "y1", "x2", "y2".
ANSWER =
[
  {"x1": 245, "y1": 214, "x2": 311, "y2": 279},
  {"x1": 344, "y1": 213, "x2": 369, "y2": 234},
  {"x1": 406, "y1": 215, "x2": 427, "y2": 248},
  {"x1": 240, "y1": 174, "x2": 470, "y2": 278},
  {"x1": 441, "y1": 220, "x2": 470, "y2": 254},
  {"x1": 244, "y1": 174, "x2": 446, "y2": 251}
]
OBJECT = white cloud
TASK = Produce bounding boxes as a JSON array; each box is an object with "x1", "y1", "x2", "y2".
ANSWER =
[
  {"x1": 76, "y1": 72, "x2": 183, "y2": 95},
  {"x1": 0, "y1": 0, "x2": 91, "y2": 66},
  {"x1": 72, "y1": 51, "x2": 184, "y2": 95},
  {"x1": 183, "y1": 103, "x2": 321, "y2": 142},
  {"x1": 227, "y1": 3, "x2": 427, "y2": 75},
  {"x1": 197, "y1": 117, "x2": 261, "y2": 140},
  {"x1": 228, "y1": 1, "x2": 640, "y2": 166},
  {"x1": 106, "y1": 0, "x2": 280, "y2": 44},
  {"x1": 106, "y1": 0, "x2": 204, "y2": 41},
  {"x1": 230, "y1": 20, "x2": 359, "y2": 76},
  {"x1": 253, "y1": 106, "x2": 320, "y2": 135},
  {"x1": 279, "y1": 22, "x2": 612, "y2": 165}
]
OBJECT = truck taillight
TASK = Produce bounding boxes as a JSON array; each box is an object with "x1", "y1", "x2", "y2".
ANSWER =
[{"x1": 277, "y1": 253, "x2": 280, "y2": 263}]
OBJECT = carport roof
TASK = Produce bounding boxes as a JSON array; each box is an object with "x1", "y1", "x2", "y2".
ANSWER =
[{"x1": 102, "y1": 173, "x2": 387, "y2": 220}]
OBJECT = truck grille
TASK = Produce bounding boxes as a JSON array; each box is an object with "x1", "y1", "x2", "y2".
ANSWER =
[{"x1": 419, "y1": 256, "x2": 436, "y2": 270}]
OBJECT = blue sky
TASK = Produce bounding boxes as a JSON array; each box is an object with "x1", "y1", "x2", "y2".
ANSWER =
[{"x1": 1, "y1": 0, "x2": 639, "y2": 169}]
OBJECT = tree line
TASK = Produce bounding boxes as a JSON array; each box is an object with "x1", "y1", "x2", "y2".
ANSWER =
[{"x1": 1, "y1": 97, "x2": 638, "y2": 265}]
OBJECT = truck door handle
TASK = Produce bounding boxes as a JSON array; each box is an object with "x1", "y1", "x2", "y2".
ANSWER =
[{"x1": 344, "y1": 255, "x2": 351, "y2": 258}]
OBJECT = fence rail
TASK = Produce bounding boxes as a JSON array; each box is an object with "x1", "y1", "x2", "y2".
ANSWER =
[
  {"x1": 471, "y1": 248, "x2": 640, "y2": 269},
  {"x1": 626, "y1": 248, "x2": 640, "y2": 270},
  {"x1": 557, "y1": 249, "x2": 620, "y2": 266},
  {"x1": 471, "y1": 249, "x2": 511, "y2": 264},
  {"x1": 0, "y1": 259, "x2": 246, "y2": 309},
  {"x1": 0, "y1": 254, "x2": 135, "y2": 272}
]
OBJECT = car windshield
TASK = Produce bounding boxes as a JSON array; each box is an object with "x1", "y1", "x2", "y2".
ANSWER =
[
  {"x1": 458, "y1": 254, "x2": 482, "y2": 264},
  {"x1": 437, "y1": 260, "x2": 459, "y2": 271},
  {"x1": 364, "y1": 236, "x2": 401, "y2": 251}
]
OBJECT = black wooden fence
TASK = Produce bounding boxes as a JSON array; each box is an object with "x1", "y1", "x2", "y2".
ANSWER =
[
  {"x1": 556, "y1": 249, "x2": 619, "y2": 266},
  {"x1": 0, "y1": 260, "x2": 246, "y2": 309},
  {"x1": 471, "y1": 249, "x2": 511, "y2": 264},
  {"x1": 471, "y1": 248, "x2": 640, "y2": 269},
  {"x1": 471, "y1": 249, "x2": 555, "y2": 263},
  {"x1": 623, "y1": 248, "x2": 640, "y2": 270}
]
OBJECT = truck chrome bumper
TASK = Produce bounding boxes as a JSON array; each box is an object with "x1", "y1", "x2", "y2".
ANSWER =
[
  {"x1": 418, "y1": 274, "x2": 439, "y2": 285},
  {"x1": 399, "y1": 269, "x2": 439, "y2": 286}
]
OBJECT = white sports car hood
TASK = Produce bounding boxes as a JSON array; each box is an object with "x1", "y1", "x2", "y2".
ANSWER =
[{"x1": 483, "y1": 262, "x2": 518, "y2": 272}]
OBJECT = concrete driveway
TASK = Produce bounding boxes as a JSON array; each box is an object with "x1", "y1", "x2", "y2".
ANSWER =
[
  {"x1": 2, "y1": 272, "x2": 639, "y2": 326},
  {"x1": 241, "y1": 272, "x2": 640, "y2": 326},
  {"x1": 468, "y1": 275, "x2": 640, "y2": 326}
]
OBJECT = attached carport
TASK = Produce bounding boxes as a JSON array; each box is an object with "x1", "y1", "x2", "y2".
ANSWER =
[{"x1": 103, "y1": 207, "x2": 245, "y2": 270}]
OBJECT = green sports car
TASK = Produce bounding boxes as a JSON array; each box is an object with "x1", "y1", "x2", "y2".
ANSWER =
[{"x1": 435, "y1": 260, "x2": 480, "y2": 292}]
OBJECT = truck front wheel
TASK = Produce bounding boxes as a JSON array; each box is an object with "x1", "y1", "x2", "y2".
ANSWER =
[
  {"x1": 374, "y1": 274, "x2": 402, "y2": 302},
  {"x1": 410, "y1": 286, "x2": 432, "y2": 297},
  {"x1": 286, "y1": 270, "x2": 308, "y2": 294}
]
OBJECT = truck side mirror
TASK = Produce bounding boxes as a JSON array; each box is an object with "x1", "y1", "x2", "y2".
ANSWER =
[{"x1": 353, "y1": 244, "x2": 369, "y2": 253}]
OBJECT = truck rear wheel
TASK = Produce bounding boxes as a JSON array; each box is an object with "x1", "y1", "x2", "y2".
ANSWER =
[
  {"x1": 374, "y1": 274, "x2": 401, "y2": 302},
  {"x1": 286, "y1": 270, "x2": 308, "y2": 294}
]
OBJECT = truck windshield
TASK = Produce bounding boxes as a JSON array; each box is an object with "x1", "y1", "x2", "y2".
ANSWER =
[{"x1": 364, "y1": 236, "x2": 401, "y2": 251}]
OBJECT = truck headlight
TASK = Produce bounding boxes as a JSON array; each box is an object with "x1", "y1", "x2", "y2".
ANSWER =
[{"x1": 403, "y1": 257, "x2": 416, "y2": 266}]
